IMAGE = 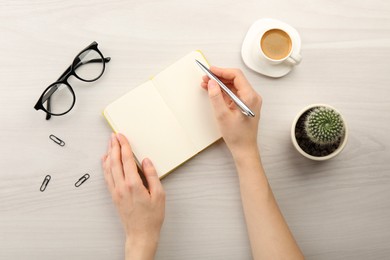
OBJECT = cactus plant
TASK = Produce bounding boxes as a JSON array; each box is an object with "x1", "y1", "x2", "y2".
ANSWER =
[
  {"x1": 304, "y1": 107, "x2": 345, "y2": 145},
  {"x1": 291, "y1": 104, "x2": 348, "y2": 160}
]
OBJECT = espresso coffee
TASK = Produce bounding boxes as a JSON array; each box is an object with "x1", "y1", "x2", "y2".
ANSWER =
[{"x1": 260, "y1": 29, "x2": 292, "y2": 60}]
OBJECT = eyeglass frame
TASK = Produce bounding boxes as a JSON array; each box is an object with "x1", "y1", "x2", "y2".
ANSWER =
[{"x1": 34, "y1": 41, "x2": 111, "y2": 120}]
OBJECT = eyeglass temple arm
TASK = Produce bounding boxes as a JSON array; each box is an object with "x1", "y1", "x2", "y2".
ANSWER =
[
  {"x1": 44, "y1": 57, "x2": 111, "y2": 120},
  {"x1": 73, "y1": 57, "x2": 111, "y2": 70}
]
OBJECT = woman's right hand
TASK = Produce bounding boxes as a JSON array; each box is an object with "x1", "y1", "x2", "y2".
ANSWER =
[{"x1": 201, "y1": 66, "x2": 262, "y2": 158}]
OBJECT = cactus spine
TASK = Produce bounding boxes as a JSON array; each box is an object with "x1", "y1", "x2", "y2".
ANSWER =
[{"x1": 304, "y1": 107, "x2": 345, "y2": 145}]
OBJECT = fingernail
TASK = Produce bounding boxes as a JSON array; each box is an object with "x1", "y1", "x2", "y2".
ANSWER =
[
  {"x1": 208, "y1": 80, "x2": 217, "y2": 88},
  {"x1": 143, "y1": 158, "x2": 153, "y2": 167}
]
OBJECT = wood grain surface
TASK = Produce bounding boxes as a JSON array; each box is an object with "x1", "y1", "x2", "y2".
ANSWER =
[{"x1": 1, "y1": 0, "x2": 389, "y2": 259}]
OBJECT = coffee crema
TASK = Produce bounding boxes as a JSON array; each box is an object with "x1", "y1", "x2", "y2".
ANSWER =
[{"x1": 260, "y1": 29, "x2": 292, "y2": 60}]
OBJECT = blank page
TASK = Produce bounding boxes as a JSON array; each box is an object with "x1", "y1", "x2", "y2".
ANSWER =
[
  {"x1": 104, "y1": 81, "x2": 196, "y2": 177},
  {"x1": 152, "y1": 51, "x2": 221, "y2": 151}
]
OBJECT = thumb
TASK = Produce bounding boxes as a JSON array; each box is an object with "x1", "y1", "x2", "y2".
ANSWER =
[
  {"x1": 142, "y1": 158, "x2": 163, "y2": 195},
  {"x1": 207, "y1": 80, "x2": 228, "y2": 116}
]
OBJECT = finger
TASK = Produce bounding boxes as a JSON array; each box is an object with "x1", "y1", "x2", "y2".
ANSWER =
[
  {"x1": 110, "y1": 133, "x2": 125, "y2": 185},
  {"x1": 201, "y1": 75, "x2": 210, "y2": 90},
  {"x1": 142, "y1": 158, "x2": 163, "y2": 195},
  {"x1": 202, "y1": 80, "x2": 235, "y2": 109},
  {"x1": 202, "y1": 76, "x2": 234, "y2": 90},
  {"x1": 102, "y1": 153, "x2": 115, "y2": 193},
  {"x1": 210, "y1": 67, "x2": 251, "y2": 92},
  {"x1": 202, "y1": 75, "x2": 210, "y2": 83},
  {"x1": 207, "y1": 80, "x2": 230, "y2": 117},
  {"x1": 209, "y1": 66, "x2": 237, "y2": 80},
  {"x1": 202, "y1": 72, "x2": 235, "y2": 87},
  {"x1": 116, "y1": 133, "x2": 142, "y2": 185}
]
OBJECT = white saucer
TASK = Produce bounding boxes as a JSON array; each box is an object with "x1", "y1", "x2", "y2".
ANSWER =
[{"x1": 241, "y1": 18, "x2": 302, "y2": 78}]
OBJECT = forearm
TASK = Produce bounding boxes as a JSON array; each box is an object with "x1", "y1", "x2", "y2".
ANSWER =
[{"x1": 232, "y1": 147, "x2": 304, "y2": 260}]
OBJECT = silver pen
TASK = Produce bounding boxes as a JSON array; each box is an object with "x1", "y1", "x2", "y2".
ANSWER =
[{"x1": 195, "y1": 60, "x2": 255, "y2": 117}]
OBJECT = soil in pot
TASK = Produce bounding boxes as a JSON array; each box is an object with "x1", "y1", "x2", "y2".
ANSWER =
[{"x1": 294, "y1": 109, "x2": 342, "y2": 157}]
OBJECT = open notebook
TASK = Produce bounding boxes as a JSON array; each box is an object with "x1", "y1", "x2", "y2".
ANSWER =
[{"x1": 103, "y1": 51, "x2": 221, "y2": 178}]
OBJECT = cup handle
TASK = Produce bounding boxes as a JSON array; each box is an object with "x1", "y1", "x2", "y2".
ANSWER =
[{"x1": 286, "y1": 52, "x2": 302, "y2": 65}]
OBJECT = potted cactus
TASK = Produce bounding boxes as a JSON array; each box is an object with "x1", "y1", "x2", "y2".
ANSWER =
[{"x1": 291, "y1": 104, "x2": 348, "y2": 161}]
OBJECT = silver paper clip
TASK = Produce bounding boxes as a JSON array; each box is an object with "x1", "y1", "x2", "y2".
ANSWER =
[
  {"x1": 49, "y1": 134, "x2": 65, "y2": 146},
  {"x1": 75, "y1": 173, "x2": 90, "y2": 187},
  {"x1": 40, "y1": 175, "x2": 51, "y2": 192}
]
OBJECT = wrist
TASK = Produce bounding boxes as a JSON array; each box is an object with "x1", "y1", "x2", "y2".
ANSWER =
[
  {"x1": 230, "y1": 145, "x2": 264, "y2": 178},
  {"x1": 125, "y1": 235, "x2": 159, "y2": 260},
  {"x1": 230, "y1": 144, "x2": 260, "y2": 163}
]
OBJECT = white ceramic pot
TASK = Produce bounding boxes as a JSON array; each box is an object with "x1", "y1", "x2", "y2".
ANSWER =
[{"x1": 291, "y1": 104, "x2": 348, "y2": 161}]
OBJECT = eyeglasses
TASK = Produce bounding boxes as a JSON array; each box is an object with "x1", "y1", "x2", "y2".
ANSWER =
[{"x1": 34, "y1": 41, "x2": 111, "y2": 120}]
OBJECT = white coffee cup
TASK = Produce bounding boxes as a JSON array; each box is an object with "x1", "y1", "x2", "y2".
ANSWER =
[{"x1": 258, "y1": 27, "x2": 301, "y2": 65}]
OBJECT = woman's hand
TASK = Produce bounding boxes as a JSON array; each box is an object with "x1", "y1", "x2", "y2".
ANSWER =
[
  {"x1": 102, "y1": 133, "x2": 165, "y2": 260},
  {"x1": 201, "y1": 66, "x2": 262, "y2": 159}
]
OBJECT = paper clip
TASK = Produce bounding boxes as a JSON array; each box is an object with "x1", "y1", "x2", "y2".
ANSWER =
[
  {"x1": 75, "y1": 173, "x2": 90, "y2": 187},
  {"x1": 49, "y1": 134, "x2": 65, "y2": 146},
  {"x1": 40, "y1": 175, "x2": 51, "y2": 192}
]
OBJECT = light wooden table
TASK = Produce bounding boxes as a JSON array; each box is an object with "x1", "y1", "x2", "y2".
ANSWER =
[{"x1": 1, "y1": 1, "x2": 389, "y2": 259}]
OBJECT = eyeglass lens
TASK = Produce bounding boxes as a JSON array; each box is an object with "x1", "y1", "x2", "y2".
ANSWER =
[
  {"x1": 74, "y1": 49, "x2": 105, "y2": 81},
  {"x1": 42, "y1": 83, "x2": 74, "y2": 115}
]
